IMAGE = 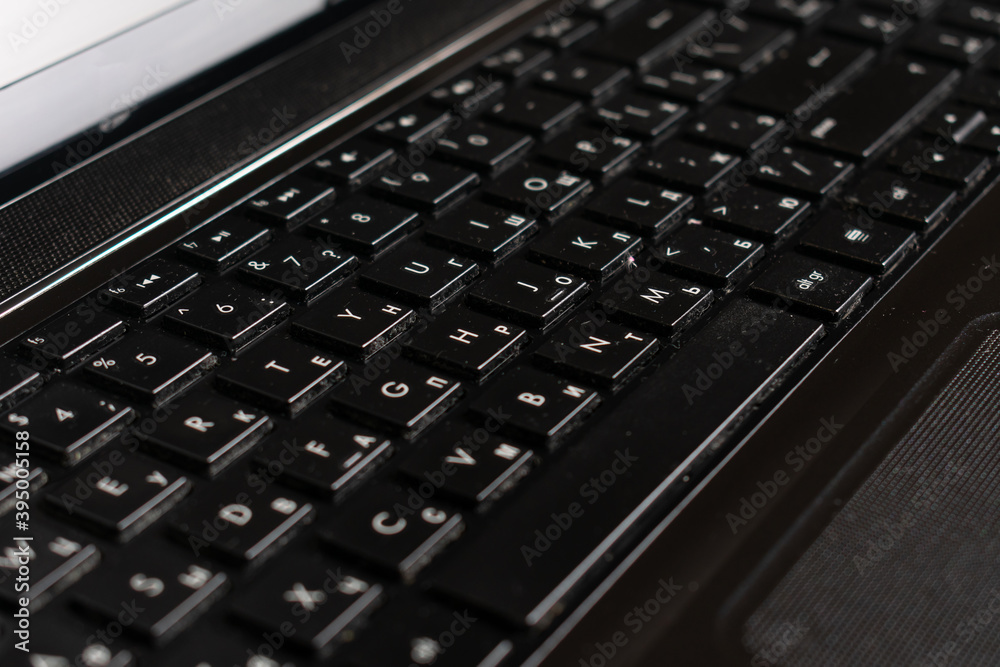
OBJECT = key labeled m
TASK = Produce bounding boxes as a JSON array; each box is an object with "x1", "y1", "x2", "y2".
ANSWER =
[{"x1": 640, "y1": 287, "x2": 672, "y2": 304}]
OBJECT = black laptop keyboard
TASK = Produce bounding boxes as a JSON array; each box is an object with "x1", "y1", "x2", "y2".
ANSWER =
[{"x1": 4, "y1": 0, "x2": 1000, "y2": 664}]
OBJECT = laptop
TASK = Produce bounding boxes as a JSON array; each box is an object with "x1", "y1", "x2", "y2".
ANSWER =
[{"x1": 3, "y1": 0, "x2": 1000, "y2": 664}]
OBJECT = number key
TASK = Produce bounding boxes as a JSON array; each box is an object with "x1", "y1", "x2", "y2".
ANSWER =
[
  {"x1": 163, "y1": 283, "x2": 289, "y2": 351},
  {"x1": 372, "y1": 159, "x2": 479, "y2": 212},
  {"x1": 84, "y1": 332, "x2": 216, "y2": 405},
  {"x1": 238, "y1": 236, "x2": 357, "y2": 301},
  {"x1": 305, "y1": 195, "x2": 418, "y2": 254}
]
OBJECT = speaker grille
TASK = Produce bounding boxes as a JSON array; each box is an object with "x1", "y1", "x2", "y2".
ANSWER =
[{"x1": 743, "y1": 330, "x2": 1000, "y2": 666}]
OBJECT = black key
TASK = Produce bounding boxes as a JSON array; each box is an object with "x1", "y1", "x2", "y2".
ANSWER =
[
  {"x1": 468, "y1": 260, "x2": 590, "y2": 328},
  {"x1": 537, "y1": 56, "x2": 630, "y2": 100},
  {"x1": 345, "y1": 597, "x2": 513, "y2": 667},
  {"x1": 586, "y1": 179, "x2": 692, "y2": 238},
  {"x1": 372, "y1": 102, "x2": 451, "y2": 144},
  {"x1": 245, "y1": 175, "x2": 335, "y2": 227},
  {"x1": 799, "y1": 57, "x2": 959, "y2": 160},
  {"x1": 0, "y1": 362, "x2": 41, "y2": 410},
  {"x1": 750, "y1": 254, "x2": 874, "y2": 321},
  {"x1": 217, "y1": 340, "x2": 345, "y2": 415},
  {"x1": 940, "y1": 1, "x2": 1000, "y2": 36},
  {"x1": 372, "y1": 160, "x2": 479, "y2": 212},
  {"x1": 704, "y1": 187, "x2": 811, "y2": 241},
  {"x1": 176, "y1": 215, "x2": 270, "y2": 271},
  {"x1": 2, "y1": 385, "x2": 133, "y2": 465},
  {"x1": 140, "y1": 392, "x2": 271, "y2": 475},
  {"x1": 425, "y1": 200, "x2": 537, "y2": 262},
  {"x1": 405, "y1": 308, "x2": 527, "y2": 379},
  {"x1": 330, "y1": 360, "x2": 463, "y2": 438},
  {"x1": 305, "y1": 195, "x2": 418, "y2": 254},
  {"x1": 602, "y1": 271, "x2": 714, "y2": 338},
  {"x1": 885, "y1": 138, "x2": 992, "y2": 191},
  {"x1": 639, "y1": 140, "x2": 740, "y2": 193},
  {"x1": 46, "y1": 453, "x2": 190, "y2": 540},
  {"x1": 162, "y1": 283, "x2": 289, "y2": 351},
  {"x1": 861, "y1": 0, "x2": 941, "y2": 14},
  {"x1": 0, "y1": 453, "x2": 46, "y2": 517},
  {"x1": 578, "y1": 0, "x2": 642, "y2": 21},
  {"x1": 587, "y1": 3, "x2": 714, "y2": 69},
  {"x1": 594, "y1": 93, "x2": 688, "y2": 140},
  {"x1": 232, "y1": 553, "x2": 383, "y2": 654},
  {"x1": 322, "y1": 484, "x2": 463, "y2": 581},
  {"x1": 530, "y1": 219, "x2": 642, "y2": 282},
  {"x1": 2, "y1": 622, "x2": 135, "y2": 666},
  {"x1": 658, "y1": 223, "x2": 765, "y2": 289},
  {"x1": 75, "y1": 547, "x2": 228, "y2": 643},
  {"x1": 959, "y1": 72, "x2": 1000, "y2": 110},
  {"x1": 680, "y1": 15, "x2": 794, "y2": 73},
  {"x1": 254, "y1": 414, "x2": 393, "y2": 498},
  {"x1": 798, "y1": 209, "x2": 917, "y2": 274},
  {"x1": 469, "y1": 367, "x2": 599, "y2": 445},
  {"x1": 481, "y1": 42, "x2": 553, "y2": 79},
  {"x1": 842, "y1": 170, "x2": 957, "y2": 231},
  {"x1": 429, "y1": 301, "x2": 823, "y2": 627},
  {"x1": 0, "y1": 519, "x2": 99, "y2": 609},
  {"x1": 309, "y1": 137, "x2": 395, "y2": 189},
  {"x1": 360, "y1": 245, "x2": 479, "y2": 311},
  {"x1": 105, "y1": 258, "x2": 201, "y2": 317},
  {"x1": 920, "y1": 103, "x2": 987, "y2": 143},
  {"x1": 638, "y1": 61, "x2": 734, "y2": 105},
  {"x1": 173, "y1": 480, "x2": 314, "y2": 564},
  {"x1": 732, "y1": 39, "x2": 874, "y2": 116},
  {"x1": 687, "y1": 106, "x2": 785, "y2": 152},
  {"x1": 433, "y1": 121, "x2": 533, "y2": 175},
  {"x1": 20, "y1": 309, "x2": 125, "y2": 370},
  {"x1": 907, "y1": 24, "x2": 995, "y2": 65},
  {"x1": 84, "y1": 333, "x2": 216, "y2": 405},
  {"x1": 535, "y1": 317, "x2": 658, "y2": 389},
  {"x1": 537, "y1": 128, "x2": 642, "y2": 183},
  {"x1": 529, "y1": 15, "x2": 599, "y2": 49},
  {"x1": 752, "y1": 145, "x2": 855, "y2": 198},
  {"x1": 427, "y1": 72, "x2": 506, "y2": 115},
  {"x1": 826, "y1": 7, "x2": 912, "y2": 45},
  {"x1": 292, "y1": 288, "x2": 415, "y2": 359},
  {"x1": 237, "y1": 236, "x2": 357, "y2": 300},
  {"x1": 489, "y1": 88, "x2": 582, "y2": 138},
  {"x1": 747, "y1": 0, "x2": 833, "y2": 25},
  {"x1": 966, "y1": 116, "x2": 1000, "y2": 153},
  {"x1": 398, "y1": 430, "x2": 534, "y2": 506},
  {"x1": 484, "y1": 162, "x2": 593, "y2": 220},
  {"x1": 150, "y1": 632, "x2": 299, "y2": 666}
]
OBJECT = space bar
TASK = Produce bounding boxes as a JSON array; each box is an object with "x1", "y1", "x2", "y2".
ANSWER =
[{"x1": 429, "y1": 300, "x2": 824, "y2": 627}]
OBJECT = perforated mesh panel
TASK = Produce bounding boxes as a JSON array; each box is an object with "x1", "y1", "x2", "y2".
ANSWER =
[{"x1": 744, "y1": 330, "x2": 1000, "y2": 666}]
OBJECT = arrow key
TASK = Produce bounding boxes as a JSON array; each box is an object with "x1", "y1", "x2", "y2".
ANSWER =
[{"x1": 45, "y1": 452, "x2": 191, "y2": 541}]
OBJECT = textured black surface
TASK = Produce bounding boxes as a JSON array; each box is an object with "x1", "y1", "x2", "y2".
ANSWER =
[
  {"x1": 0, "y1": 1, "x2": 508, "y2": 301},
  {"x1": 743, "y1": 328, "x2": 1000, "y2": 666}
]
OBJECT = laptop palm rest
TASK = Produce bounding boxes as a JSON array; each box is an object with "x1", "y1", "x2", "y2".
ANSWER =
[{"x1": 741, "y1": 317, "x2": 1000, "y2": 666}]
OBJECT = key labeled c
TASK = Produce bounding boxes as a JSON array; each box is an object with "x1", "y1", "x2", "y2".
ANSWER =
[{"x1": 372, "y1": 511, "x2": 406, "y2": 535}]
